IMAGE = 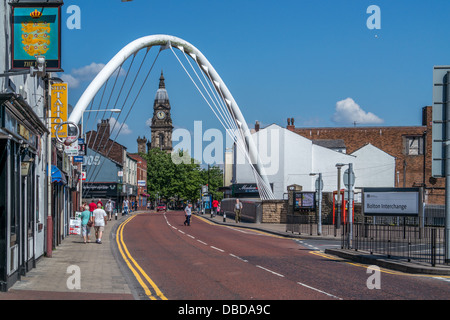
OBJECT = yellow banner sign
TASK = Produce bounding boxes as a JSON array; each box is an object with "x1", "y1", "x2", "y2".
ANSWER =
[{"x1": 50, "y1": 83, "x2": 68, "y2": 138}]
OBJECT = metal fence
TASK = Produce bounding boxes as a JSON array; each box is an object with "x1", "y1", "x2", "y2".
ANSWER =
[
  {"x1": 341, "y1": 223, "x2": 446, "y2": 266},
  {"x1": 286, "y1": 204, "x2": 447, "y2": 266},
  {"x1": 286, "y1": 214, "x2": 340, "y2": 237}
]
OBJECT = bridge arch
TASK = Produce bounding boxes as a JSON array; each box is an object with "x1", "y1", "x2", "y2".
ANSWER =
[{"x1": 68, "y1": 34, "x2": 274, "y2": 200}]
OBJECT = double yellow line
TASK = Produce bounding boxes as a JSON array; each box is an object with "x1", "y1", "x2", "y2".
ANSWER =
[{"x1": 115, "y1": 215, "x2": 167, "y2": 300}]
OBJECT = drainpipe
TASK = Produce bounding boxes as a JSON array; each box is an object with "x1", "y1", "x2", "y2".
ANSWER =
[{"x1": 46, "y1": 81, "x2": 52, "y2": 258}]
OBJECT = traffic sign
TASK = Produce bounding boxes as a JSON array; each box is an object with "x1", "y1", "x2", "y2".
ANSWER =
[
  {"x1": 343, "y1": 168, "x2": 355, "y2": 189},
  {"x1": 315, "y1": 177, "x2": 323, "y2": 191},
  {"x1": 73, "y1": 155, "x2": 84, "y2": 163}
]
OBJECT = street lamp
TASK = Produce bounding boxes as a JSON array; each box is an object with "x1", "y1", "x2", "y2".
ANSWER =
[
  {"x1": 310, "y1": 172, "x2": 323, "y2": 235},
  {"x1": 335, "y1": 163, "x2": 345, "y2": 228}
]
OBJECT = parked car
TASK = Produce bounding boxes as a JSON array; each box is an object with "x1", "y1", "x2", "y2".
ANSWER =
[{"x1": 157, "y1": 203, "x2": 167, "y2": 212}]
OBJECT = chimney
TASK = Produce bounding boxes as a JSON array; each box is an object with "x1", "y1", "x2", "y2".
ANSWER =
[
  {"x1": 287, "y1": 117, "x2": 295, "y2": 131},
  {"x1": 255, "y1": 121, "x2": 260, "y2": 132},
  {"x1": 97, "y1": 119, "x2": 111, "y2": 148}
]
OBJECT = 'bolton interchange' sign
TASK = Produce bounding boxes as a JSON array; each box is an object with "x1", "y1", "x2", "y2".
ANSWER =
[{"x1": 362, "y1": 188, "x2": 421, "y2": 217}]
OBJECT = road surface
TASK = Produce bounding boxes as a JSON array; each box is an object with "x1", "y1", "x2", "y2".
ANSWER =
[{"x1": 117, "y1": 211, "x2": 450, "y2": 300}]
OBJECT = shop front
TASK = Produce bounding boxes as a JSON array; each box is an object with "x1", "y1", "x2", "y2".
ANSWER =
[{"x1": 0, "y1": 93, "x2": 48, "y2": 291}]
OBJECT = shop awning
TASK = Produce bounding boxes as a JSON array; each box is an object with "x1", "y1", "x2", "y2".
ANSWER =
[{"x1": 51, "y1": 165, "x2": 67, "y2": 185}]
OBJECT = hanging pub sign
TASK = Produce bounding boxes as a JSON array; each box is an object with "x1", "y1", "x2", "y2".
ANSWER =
[
  {"x1": 10, "y1": 3, "x2": 62, "y2": 70},
  {"x1": 50, "y1": 82, "x2": 68, "y2": 138}
]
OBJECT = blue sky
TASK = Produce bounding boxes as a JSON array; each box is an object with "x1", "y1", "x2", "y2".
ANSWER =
[{"x1": 59, "y1": 0, "x2": 450, "y2": 154}]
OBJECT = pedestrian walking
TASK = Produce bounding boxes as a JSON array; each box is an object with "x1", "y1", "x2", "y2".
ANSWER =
[
  {"x1": 105, "y1": 199, "x2": 113, "y2": 221},
  {"x1": 89, "y1": 200, "x2": 97, "y2": 213},
  {"x1": 93, "y1": 202, "x2": 107, "y2": 244},
  {"x1": 184, "y1": 203, "x2": 192, "y2": 226},
  {"x1": 212, "y1": 198, "x2": 219, "y2": 217},
  {"x1": 123, "y1": 199, "x2": 129, "y2": 216},
  {"x1": 80, "y1": 205, "x2": 92, "y2": 244},
  {"x1": 234, "y1": 199, "x2": 243, "y2": 223}
]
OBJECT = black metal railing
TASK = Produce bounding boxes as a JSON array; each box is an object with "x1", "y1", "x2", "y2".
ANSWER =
[
  {"x1": 286, "y1": 214, "x2": 339, "y2": 237},
  {"x1": 341, "y1": 223, "x2": 445, "y2": 266}
]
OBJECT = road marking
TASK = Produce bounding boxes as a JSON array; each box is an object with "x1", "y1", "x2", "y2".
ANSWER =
[
  {"x1": 297, "y1": 281, "x2": 343, "y2": 300},
  {"x1": 256, "y1": 265, "x2": 284, "y2": 278},
  {"x1": 229, "y1": 253, "x2": 248, "y2": 263},
  {"x1": 116, "y1": 215, "x2": 167, "y2": 300},
  {"x1": 178, "y1": 230, "x2": 185, "y2": 234},
  {"x1": 211, "y1": 246, "x2": 225, "y2": 252},
  {"x1": 197, "y1": 239, "x2": 208, "y2": 245},
  {"x1": 433, "y1": 277, "x2": 450, "y2": 283},
  {"x1": 187, "y1": 234, "x2": 195, "y2": 239},
  {"x1": 193, "y1": 215, "x2": 290, "y2": 239}
]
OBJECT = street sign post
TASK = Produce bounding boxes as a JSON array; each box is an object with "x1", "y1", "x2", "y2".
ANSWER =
[
  {"x1": 315, "y1": 174, "x2": 323, "y2": 235},
  {"x1": 344, "y1": 164, "x2": 355, "y2": 247}
]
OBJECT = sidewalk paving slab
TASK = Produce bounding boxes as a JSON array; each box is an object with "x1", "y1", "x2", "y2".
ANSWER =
[{"x1": 0, "y1": 213, "x2": 136, "y2": 300}]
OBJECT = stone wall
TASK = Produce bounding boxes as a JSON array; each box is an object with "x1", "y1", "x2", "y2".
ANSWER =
[{"x1": 261, "y1": 200, "x2": 287, "y2": 223}]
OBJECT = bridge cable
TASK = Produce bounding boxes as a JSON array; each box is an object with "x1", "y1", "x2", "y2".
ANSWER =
[
  {"x1": 170, "y1": 45, "x2": 274, "y2": 200},
  {"x1": 84, "y1": 47, "x2": 159, "y2": 198}
]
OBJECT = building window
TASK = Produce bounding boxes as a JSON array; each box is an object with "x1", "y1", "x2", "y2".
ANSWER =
[{"x1": 404, "y1": 136, "x2": 424, "y2": 155}]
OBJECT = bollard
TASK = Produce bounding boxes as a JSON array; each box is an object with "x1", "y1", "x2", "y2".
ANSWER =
[{"x1": 223, "y1": 212, "x2": 226, "y2": 222}]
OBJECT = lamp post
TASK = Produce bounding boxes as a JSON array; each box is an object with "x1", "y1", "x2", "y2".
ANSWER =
[
  {"x1": 80, "y1": 108, "x2": 121, "y2": 208},
  {"x1": 310, "y1": 172, "x2": 323, "y2": 235},
  {"x1": 335, "y1": 164, "x2": 344, "y2": 229}
]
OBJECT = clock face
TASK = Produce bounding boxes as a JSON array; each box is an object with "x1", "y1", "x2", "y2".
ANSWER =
[{"x1": 156, "y1": 111, "x2": 166, "y2": 120}]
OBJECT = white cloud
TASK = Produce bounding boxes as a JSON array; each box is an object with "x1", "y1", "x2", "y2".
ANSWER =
[
  {"x1": 59, "y1": 62, "x2": 126, "y2": 88},
  {"x1": 60, "y1": 73, "x2": 80, "y2": 88},
  {"x1": 108, "y1": 117, "x2": 132, "y2": 136},
  {"x1": 332, "y1": 98, "x2": 383, "y2": 125},
  {"x1": 72, "y1": 62, "x2": 106, "y2": 81}
]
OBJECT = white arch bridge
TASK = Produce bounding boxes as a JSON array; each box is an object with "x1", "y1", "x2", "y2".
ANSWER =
[{"x1": 68, "y1": 34, "x2": 275, "y2": 200}]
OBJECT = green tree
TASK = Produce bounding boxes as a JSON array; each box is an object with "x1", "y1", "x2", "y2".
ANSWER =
[
  {"x1": 202, "y1": 165, "x2": 223, "y2": 201},
  {"x1": 145, "y1": 148, "x2": 176, "y2": 201},
  {"x1": 143, "y1": 148, "x2": 224, "y2": 205}
]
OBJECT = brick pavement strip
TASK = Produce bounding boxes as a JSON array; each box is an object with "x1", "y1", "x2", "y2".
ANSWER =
[{"x1": 0, "y1": 215, "x2": 135, "y2": 300}]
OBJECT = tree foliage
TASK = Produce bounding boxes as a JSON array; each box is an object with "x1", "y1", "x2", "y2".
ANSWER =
[{"x1": 140, "y1": 149, "x2": 223, "y2": 203}]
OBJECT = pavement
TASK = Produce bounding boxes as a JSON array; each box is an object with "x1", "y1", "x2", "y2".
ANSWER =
[
  {"x1": 0, "y1": 210, "x2": 448, "y2": 300},
  {"x1": 0, "y1": 212, "x2": 136, "y2": 300}
]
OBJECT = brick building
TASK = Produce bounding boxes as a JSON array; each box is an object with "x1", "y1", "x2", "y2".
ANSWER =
[
  {"x1": 128, "y1": 153, "x2": 149, "y2": 209},
  {"x1": 85, "y1": 119, "x2": 126, "y2": 165},
  {"x1": 287, "y1": 106, "x2": 445, "y2": 204}
]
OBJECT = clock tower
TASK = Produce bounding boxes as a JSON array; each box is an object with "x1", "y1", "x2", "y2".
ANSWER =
[{"x1": 150, "y1": 71, "x2": 173, "y2": 152}]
